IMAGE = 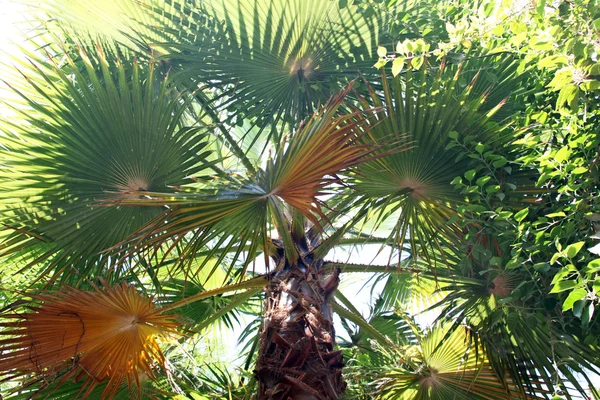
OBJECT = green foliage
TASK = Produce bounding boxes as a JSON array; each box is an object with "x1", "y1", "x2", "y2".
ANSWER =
[
  {"x1": 359, "y1": 0, "x2": 600, "y2": 397},
  {"x1": 0, "y1": 46, "x2": 213, "y2": 284},
  {"x1": 1, "y1": 0, "x2": 600, "y2": 398},
  {"x1": 352, "y1": 54, "x2": 526, "y2": 264},
  {"x1": 379, "y1": 0, "x2": 600, "y2": 335},
  {"x1": 145, "y1": 0, "x2": 381, "y2": 147}
]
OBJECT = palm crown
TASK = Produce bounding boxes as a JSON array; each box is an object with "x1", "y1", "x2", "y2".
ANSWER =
[{"x1": 1, "y1": 0, "x2": 599, "y2": 399}]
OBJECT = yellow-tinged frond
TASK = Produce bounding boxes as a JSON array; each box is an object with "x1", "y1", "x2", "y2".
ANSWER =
[
  {"x1": 368, "y1": 323, "x2": 547, "y2": 399},
  {"x1": 0, "y1": 282, "x2": 180, "y2": 399}
]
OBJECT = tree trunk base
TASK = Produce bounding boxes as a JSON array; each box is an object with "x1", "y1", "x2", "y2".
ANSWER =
[{"x1": 256, "y1": 265, "x2": 345, "y2": 400}]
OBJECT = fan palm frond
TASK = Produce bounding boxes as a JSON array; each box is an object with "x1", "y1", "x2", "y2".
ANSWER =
[
  {"x1": 435, "y1": 279, "x2": 600, "y2": 397},
  {"x1": 0, "y1": 45, "x2": 214, "y2": 283},
  {"x1": 351, "y1": 57, "x2": 529, "y2": 263},
  {"x1": 23, "y1": 0, "x2": 173, "y2": 56},
  {"x1": 423, "y1": 235, "x2": 600, "y2": 397},
  {"x1": 372, "y1": 324, "x2": 537, "y2": 400},
  {"x1": 150, "y1": 0, "x2": 381, "y2": 147},
  {"x1": 384, "y1": 273, "x2": 444, "y2": 314},
  {"x1": 337, "y1": 296, "x2": 419, "y2": 350},
  {"x1": 0, "y1": 282, "x2": 179, "y2": 399},
  {"x1": 260, "y1": 84, "x2": 400, "y2": 226},
  {"x1": 187, "y1": 364, "x2": 256, "y2": 399}
]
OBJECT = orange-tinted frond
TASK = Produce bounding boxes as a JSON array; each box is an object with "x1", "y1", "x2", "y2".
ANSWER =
[
  {"x1": 0, "y1": 282, "x2": 180, "y2": 399},
  {"x1": 267, "y1": 84, "x2": 397, "y2": 225}
]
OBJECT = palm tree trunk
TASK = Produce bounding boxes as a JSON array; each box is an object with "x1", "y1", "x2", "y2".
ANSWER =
[{"x1": 256, "y1": 261, "x2": 345, "y2": 399}]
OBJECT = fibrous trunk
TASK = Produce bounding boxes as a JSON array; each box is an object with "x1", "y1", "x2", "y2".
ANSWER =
[{"x1": 256, "y1": 261, "x2": 344, "y2": 399}]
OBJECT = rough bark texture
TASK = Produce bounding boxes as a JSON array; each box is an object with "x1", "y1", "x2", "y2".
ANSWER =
[{"x1": 255, "y1": 260, "x2": 345, "y2": 399}]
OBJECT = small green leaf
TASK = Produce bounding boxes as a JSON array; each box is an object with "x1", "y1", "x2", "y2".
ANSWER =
[
  {"x1": 486, "y1": 185, "x2": 500, "y2": 194},
  {"x1": 448, "y1": 131, "x2": 459, "y2": 139},
  {"x1": 582, "y1": 303, "x2": 594, "y2": 327},
  {"x1": 373, "y1": 60, "x2": 387, "y2": 68},
  {"x1": 391, "y1": 57, "x2": 405, "y2": 76},
  {"x1": 533, "y1": 262, "x2": 550, "y2": 273},
  {"x1": 411, "y1": 55, "x2": 424, "y2": 70},
  {"x1": 450, "y1": 176, "x2": 463, "y2": 185},
  {"x1": 465, "y1": 170, "x2": 476, "y2": 181},
  {"x1": 492, "y1": 25, "x2": 504, "y2": 36},
  {"x1": 538, "y1": 55, "x2": 568, "y2": 69},
  {"x1": 476, "y1": 176, "x2": 491, "y2": 187},
  {"x1": 509, "y1": 21, "x2": 526, "y2": 34},
  {"x1": 550, "y1": 280, "x2": 578, "y2": 293},
  {"x1": 396, "y1": 41, "x2": 404, "y2": 54},
  {"x1": 497, "y1": 211, "x2": 513, "y2": 219},
  {"x1": 556, "y1": 85, "x2": 579, "y2": 110},
  {"x1": 573, "y1": 299, "x2": 586, "y2": 317},
  {"x1": 548, "y1": 69, "x2": 573, "y2": 90},
  {"x1": 555, "y1": 146, "x2": 571, "y2": 163},
  {"x1": 565, "y1": 241, "x2": 585, "y2": 258},
  {"x1": 546, "y1": 212, "x2": 566, "y2": 218},
  {"x1": 490, "y1": 256, "x2": 502, "y2": 266},
  {"x1": 506, "y1": 258, "x2": 520, "y2": 270},
  {"x1": 514, "y1": 208, "x2": 529, "y2": 222},
  {"x1": 530, "y1": 38, "x2": 553, "y2": 51},
  {"x1": 377, "y1": 46, "x2": 387, "y2": 58},
  {"x1": 551, "y1": 264, "x2": 576, "y2": 284},
  {"x1": 492, "y1": 157, "x2": 507, "y2": 168},
  {"x1": 535, "y1": 0, "x2": 546, "y2": 16},
  {"x1": 584, "y1": 259, "x2": 600, "y2": 274},
  {"x1": 562, "y1": 288, "x2": 586, "y2": 311}
]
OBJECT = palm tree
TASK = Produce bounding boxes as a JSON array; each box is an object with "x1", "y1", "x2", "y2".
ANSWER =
[{"x1": 1, "y1": 0, "x2": 599, "y2": 399}]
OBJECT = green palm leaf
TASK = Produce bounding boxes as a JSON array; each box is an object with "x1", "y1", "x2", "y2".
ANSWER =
[
  {"x1": 373, "y1": 324, "x2": 537, "y2": 400},
  {"x1": 150, "y1": 0, "x2": 380, "y2": 147},
  {"x1": 351, "y1": 57, "x2": 529, "y2": 262},
  {"x1": 0, "y1": 46, "x2": 213, "y2": 284},
  {"x1": 23, "y1": 0, "x2": 177, "y2": 56},
  {"x1": 4, "y1": 377, "x2": 169, "y2": 400},
  {"x1": 435, "y1": 280, "x2": 600, "y2": 397},
  {"x1": 23, "y1": 0, "x2": 389, "y2": 166},
  {"x1": 422, "y1": 236, "x2": 600, "y2": 398}
]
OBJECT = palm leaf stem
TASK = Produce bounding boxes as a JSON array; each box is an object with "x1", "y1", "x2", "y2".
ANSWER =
[
  {"x1": 323, "y1": 262, "x2": 426, "y2": 275},
  {"x1": 191, "y1": 90, "x2": 256, "y2": 174},
  {"x1": 159, "y1": 275, "x2": 267, "y2": 313},
  {"x1": 190, "y1": 288, "x2": 262, "y2": 333},
  {"x1": 332, "y1": 297, "x2": 394, "y2": 347}
]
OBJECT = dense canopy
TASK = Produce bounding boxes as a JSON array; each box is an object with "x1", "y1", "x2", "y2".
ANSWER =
[{"x1": 0, "y1": 0, "x2": 599, "y2": 399}]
